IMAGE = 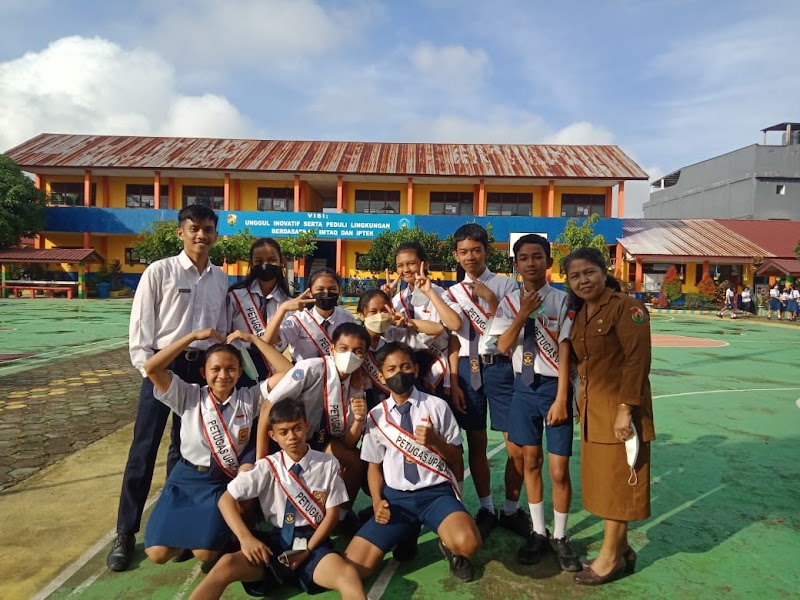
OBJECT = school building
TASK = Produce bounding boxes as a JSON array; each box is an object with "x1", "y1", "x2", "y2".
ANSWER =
[{"x1": 2, "y1": 133, "x2": 646, "y2": 291}]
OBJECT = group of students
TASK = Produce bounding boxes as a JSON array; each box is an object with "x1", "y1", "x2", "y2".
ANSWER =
[
  {"x1": 768, "y1": 282, "x2": 800, "y2": 321},
  {"x1": 105, "y1": 204, "x2": 654, "y2": 597}
]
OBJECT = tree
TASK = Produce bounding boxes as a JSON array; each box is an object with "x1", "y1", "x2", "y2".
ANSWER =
[
  {"x1": 211, "y1": 228, "x2": 255, "y2": 265},
  {"x1": 278, "y1": 229, "x2": 318, "y2": 260},
  {"x1": 697, "y1": 271, "x2": 717, "y2": 304},
  {"x1": 356, "y1": 226, "x2": 443, "y2": 272},
  {"x1": 0, "y1": 155, "x2": 48, "y2": 248},
  {"x1": 440, "y1": 222, "x2": 511, "y2": 274},
  {"x1": 551, "y1": 213, "x2": 610, "y2": 270},
  {"x1": 658, "y1": 266, "x2": 682, "y2": 307},
  {"x1": 132, "y1": 219, "x2": 183, "y2": 263}
]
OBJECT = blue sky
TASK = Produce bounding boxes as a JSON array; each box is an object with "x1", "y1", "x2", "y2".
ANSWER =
[{"x1": 1, "y1": 0, "x2": 798, "y2": 215}]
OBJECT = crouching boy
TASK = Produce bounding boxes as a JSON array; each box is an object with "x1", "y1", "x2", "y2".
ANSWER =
[
  {"x1": 189, "y1": 399, "x2": 365, "y2": 600},
  {"x1": 344, "y1": 342, "x2": 481, "y2": 582}
]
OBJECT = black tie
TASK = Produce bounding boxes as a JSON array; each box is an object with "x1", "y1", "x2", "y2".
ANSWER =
[
  {"x1": 321, "y1": 319, "x2": 331, "y2": 333},
  {"x1": 281, "y1": 463, "x2": 303, "y2": 549},
  {"x1": 396, "y1": 403, "x2": 420, "y2": 483},
  {"x1": 521, "y1": 317, "x2": 538, "y2": 386},
  {"x1": 259, "y1": 295, "x2": 269, "y2": 319},
  {"x1": 406, "y1": 289, "x2": 415, "y2": 319}
]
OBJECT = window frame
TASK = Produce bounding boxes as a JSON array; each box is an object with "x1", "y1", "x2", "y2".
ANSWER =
[
  {"x1": 429, "y1": 191, "x2": 474, "y2": 216},
  {"x1": 354, "y1": 189, "x2": 401, "y2": 214},
  {"x1": 256, "y1": 187, "x2": 292, "y2": 212},
  {"x1": 182, "y1": 185, "x2": 225, "y2": 210},
  {"x1": 125, "y1": 184, "x2": 169, "y2": 209},
  {"x1": 49, "y1": 182, "x2": 97, "y2": 206},
  {"x1": 559, "y1": 193, "x2": 606, "y2": 218},
  {"x1": 486, "y1": 192, "x2": 533, "y2": 216}
]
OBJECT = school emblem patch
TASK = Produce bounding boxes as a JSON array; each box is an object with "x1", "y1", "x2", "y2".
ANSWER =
[
  {"x1": 470, "y1": 359, "x2": 480, "y2": 373},
  {"x1": 630, "y1": 306, "x2": 645, "y2": 323},
  {"x1": 567, "y1": 310, "x2": 575, "y2": 321},
  {"x1": 227, "y1": 214, "x2": 237, "y2": 226},
  {"x1": 312, "y1": 491, "x2": 328, "y2": 506},
  {"x1": 292, "y1": 369, "x2": 304, "y2": 381},
  {"x1": 237, "y1": 427, "x2": 250, "y2": 445},
  {"x1": 285, "y1": 512, "x2": 295, "y2": 524},
  {"x1": 522, "y1": 352, "x2": 534, "y2": 366}
]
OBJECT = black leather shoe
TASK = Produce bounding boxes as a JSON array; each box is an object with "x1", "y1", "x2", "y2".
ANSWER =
[
  {"x1": 498, "y1": 509, "x2": 533, "y2": 538},
  {"x1": 518, "y1": 529, "x2": 549, "y2": 565},
  {"x1": 551, "y1": 536, "x2": 582, "y2": 572},
  {"x1": 106, "y1": 533, "x2": 135, "y2": 572},
  {"x1": 172, "y1": 548, "x2": 194, "y2": 563},
  {"x1": 438, "y1": 539, "x2": 476, "y2": 582},
  {"x1": 474, "y1": 508, "x2": 498, "y2": 541}
]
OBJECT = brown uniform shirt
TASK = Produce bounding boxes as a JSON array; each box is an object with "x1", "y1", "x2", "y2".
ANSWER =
[{"x1": 569, "y1": 287, "x2": 656, "y2": 445}]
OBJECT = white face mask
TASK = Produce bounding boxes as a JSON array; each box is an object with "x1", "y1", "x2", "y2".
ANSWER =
[
  {"x1": 626, "y1": 422, "x2": 640, "y2": 486},
  {"x1": 333, "y1": 350, "x2": 363, "y2": 375},
  {"x1": 364, "y1": 313, "x2": 392, "y2": 334}
]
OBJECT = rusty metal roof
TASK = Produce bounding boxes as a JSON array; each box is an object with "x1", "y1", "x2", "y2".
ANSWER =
[
  {"x1": 0, "y1": 248, "x2": 103, "y2": 263},
  {"x1": 619, "y1": 219, "x2": 774, "y2": 261},
  {"x1": 4, "y1": 133, "x2": 648, "y2": 180}
]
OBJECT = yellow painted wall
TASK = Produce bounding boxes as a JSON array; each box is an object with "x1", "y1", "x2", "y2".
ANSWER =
[
  {"x1": 412, "y1": 184, "x2": 473, "y2": 215},
  {"x1": 346, "y1": 182, "x2": 408, "y2": 213}
]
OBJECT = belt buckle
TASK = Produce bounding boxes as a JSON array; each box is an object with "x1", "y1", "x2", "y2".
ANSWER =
[
  {"x1": 481, "y1": 354, "x2": 495, "y2": 365},
  {"x1": 184, "y1": 349, "x2": 201, "y2": 361}
]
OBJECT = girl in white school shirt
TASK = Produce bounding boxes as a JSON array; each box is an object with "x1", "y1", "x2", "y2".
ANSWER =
[
  {"x1": 142, "y1": 328, "x2": 292, "y2": 566},
  {"x1": 226, "y1": 238, "x2": 291, "y2": 385},
  {"x1": 263, "y1": 268, "x2": 355, "y2": 361}
]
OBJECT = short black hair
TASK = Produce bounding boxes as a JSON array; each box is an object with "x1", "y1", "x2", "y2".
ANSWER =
[
  {"x1": 453, "y1": 223, "x2": 489, "y2": 250},
  {"x1": 331, "y1": 322, "x2": 370, "y2": 350},
  {"x1": 395, "y1": 241, "x2": 428, "y2": 264},
  {"x1": 561, "y1": 246, "x2": 607, "y2": 274},
  {"x1": 513, "y1": 234, "x2": 550, "y2": 260},
  {"x1": 178, "y1": 204, "x2": 219, "y2": 227},
  {"x1": 202, "y1": 343, "x2": 241, "y2": 368},
  {"x1": 269, "y1": 398, "x2": 307, "y2": 428},
  {"x1": 375, "y1": 341, "x2": 416, "y2": 370},
  {"x1": 357, "y1": 289, "x2": 392, "y2": 315}
]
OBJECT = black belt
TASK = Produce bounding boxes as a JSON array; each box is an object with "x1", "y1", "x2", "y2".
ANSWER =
[
  {"x1": 529, "y1": 373, "x2": 558, "y2": 385},
  {"x1": 154, "y1": 348, "x2": 203, "y2": 362},
  {"x1": 480, "y1": 354, "x2": 510, "y2": 365},
  {"x1": 180, "y1": 457, "x2": 210, "y2": 473}
]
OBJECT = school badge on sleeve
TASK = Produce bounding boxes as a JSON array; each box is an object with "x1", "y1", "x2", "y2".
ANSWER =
[{"x1": 630, "y1": 306, "x2": 645, "y2": 323}]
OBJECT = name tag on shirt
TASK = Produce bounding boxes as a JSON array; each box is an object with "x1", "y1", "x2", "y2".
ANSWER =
[{"x1": 178, "y1": 288, "x2": 191, "y2": 293}]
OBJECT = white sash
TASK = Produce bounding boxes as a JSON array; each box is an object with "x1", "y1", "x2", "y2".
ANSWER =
[
  {"x1": 504, "y1": 292, "x2": 559, "y2": 373},
  {"x1": 292, "y1": 310, "x2": 333, "y2": 356},
  {"x1": 363, "y1": 350, "x2": 391, "y2": 395},
  {"x1": 424, "y1": 344, "x2": 448, "y2": 388},
  {"x1": 199, "y1": 390, "x2": 240, "y2": 478},
  {"x1": 322, "y1": 357, "x2": 347, "y2": 437},
  {"x1": 265, "y1": 452, "x2": 325, "y2": 528},
  {"x1": 230, "y1": 288, "x2": 267, "y2": 339},
  {"x1": 371, "y1": 401, "x2": 461, "y2": 499},
  {"x1": 448, "y1": 283, "x2": 490, "y2": 337}
]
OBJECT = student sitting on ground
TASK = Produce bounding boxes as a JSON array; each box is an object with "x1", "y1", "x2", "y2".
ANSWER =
[
  {"x1": 142, "y1": 328, "x2": 291, "y2": 566},
  {"x1": 344, "y1": 342, "x2": 481, "y2": 582},
  {"x1": 189, "y1": 399, "x2": 366, "y2": 600}
]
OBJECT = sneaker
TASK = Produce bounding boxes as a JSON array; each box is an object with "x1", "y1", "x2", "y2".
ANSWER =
[
  {"x1": 393, "y1": 523, "x2": 421, "y2": 562},
  {"x1": 550, "y1": 536, "x2": 582, "y2": 572},
  {"x1": 517, "y1": 529, "x2": 549, "y2": 565},
  {"x1": 438, "y1": 539, "x2": 476, "y2": 582},
  {"x1": 498, "y1": 509, "x2": 532, "y2": 538},
  {"x1": 474, "y1": 508, "x2": 498, "y2": 540},
  {"x1": 106, "y1": 533, "x2": 135, "y2": 572}
]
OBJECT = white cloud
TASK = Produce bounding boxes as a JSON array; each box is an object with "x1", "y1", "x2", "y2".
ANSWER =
[
  {"x1": 0, "y1": 36, "x2": 254, "y2": 152},
  {"x1": 409, "y1": 42, "x2": 490, "y2": 89}
]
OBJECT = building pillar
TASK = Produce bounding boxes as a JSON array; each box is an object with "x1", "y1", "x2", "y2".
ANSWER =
[
  {"x1": 336, "y1": 176, "x2": 344, "y2": 212},
  {"x1": 614, "y1": 243, "x2": 624, "y2": 279},
  {"x1": 35, "y1": 175, "x2": 42, "y2": 190},
  {"x1": 294, "y1": 175, "x2": 301, "y2": 212},
  {"x1": 617, "y1": 181, "x2": 625, "y2": 218},
  {"x1": 635, "y1": 259, "x2": 643, "y2": 292},
  {"x1": 547, "y1": 180, "x2": 555, "y2": 217},
  {"x1": 223, "y1": 173, "x2": 231, "y2": 211},
  {"x1": 407, "y1": 178, "x2": 414, "y2": 215},
  {"x1": 336, "y1": 239, "x2": 345, "y2": 277},
  {"x1": 702, "y1": 260, "x2": 710, "y2": 278},
  {"x1": 477, "y1": 179, "x2": 486, "y2": 216},
  {"x1": 605, "y1": 187, "x2": 613, "y2": 217},
  {"x1": 83, "y1": 232, "x2": 91, "y2": 249},
  {"x1": 154, "y1": 171, "x2": 161, "y2": 209},
  {"x1": 84, "y1": 170, "x2": 92, "y2": 207},
  {"x1": 103, "y1": 176, "x2": 110, "y2": 208},
  {"x1": 78, "y1": 262, "x2": 86, "y2": 299},
  {"x1": 1, "y1": 263, "x2": 7, "y2": 298}
]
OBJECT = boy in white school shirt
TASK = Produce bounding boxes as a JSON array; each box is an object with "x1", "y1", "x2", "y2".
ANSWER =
[
  {"x1": 189, "y1": 399, "x2": 365, "y2": 600},
  {"x1": 344, "y1": 342, "x2": 482, "y2": 582}
]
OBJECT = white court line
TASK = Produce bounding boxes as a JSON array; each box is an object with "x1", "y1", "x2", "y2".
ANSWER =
[
  {"x1": 0, "y1": 338, "x2": 125, "y2": 364},
  {"x1": 654, "y1": 387, "x2": 800, "y2": 400},
  {"x1": 35, "y1": 495, "x2": 160, "y2": 600},
  {"x1": 367, "y1": 440, "x2": 507, "y2": 600},
  {"x1": 173, "y1": 563, "x2": 203, "y2": 600},
  {"x1": 795, "y1": 399, "x2": 800, "y2": 410},
  {"x1": 0, "y1": 338, "x2": 127, "y2": 374}
]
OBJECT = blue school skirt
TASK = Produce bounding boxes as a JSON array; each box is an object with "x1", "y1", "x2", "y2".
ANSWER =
[
  {"x1": 787, "y1": 299, "x2": 798, "y2": 313},
  {"x1": 769, "y1": 298, "x2": 781, "y2": 311},
  {"x1": 144, "y1": 461, "x2": 231, "y2": 550}
]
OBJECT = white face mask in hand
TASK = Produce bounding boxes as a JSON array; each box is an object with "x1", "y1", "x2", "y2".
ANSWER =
[
  {"x1": 626, "y1": 422, "x2": 640, "y2": 486},
  {"x1": 334, "y1": 350, "x2": 363, "y2": 375}
]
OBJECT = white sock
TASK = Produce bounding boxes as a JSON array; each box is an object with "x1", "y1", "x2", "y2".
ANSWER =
[
  {"x1": 479, "y1": 496, "x2": 496, "y2": 514},
  {"x1": 528, "y1": 502, "x2": 546, "y2": 535},
  {"x1": 553, "y1": 510, "x2": 569, "y2": 539},
  {"x1": 338, "y1": 509, "x2": 349, "y2": 522},
  {"x1": 503, "y1": 499, "x2": 519, "y2": 516}
]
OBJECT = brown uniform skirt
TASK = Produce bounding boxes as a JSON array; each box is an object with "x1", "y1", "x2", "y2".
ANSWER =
[{"x1": 581, "y1": 439, "x2": 651, "y2": 522}]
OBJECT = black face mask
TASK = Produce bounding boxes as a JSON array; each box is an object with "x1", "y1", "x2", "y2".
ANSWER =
[
  {"x1": 313, "y1": 293, "x2": 339, "y2": 311},
  {"x1": 384, "y1": 371, "x2": 416, "y2": 395},
  {"x1": 252, "y1": 263, "x2": 281, "y2": 282}
]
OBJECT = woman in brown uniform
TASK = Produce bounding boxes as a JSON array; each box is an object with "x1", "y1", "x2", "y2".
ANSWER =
[{"x1": 563, "y1": 248, "x2": 655, "y2": 585}]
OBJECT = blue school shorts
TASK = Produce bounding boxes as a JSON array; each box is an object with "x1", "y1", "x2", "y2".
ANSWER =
[
  {"x1": 453, "y1": 356, "x2": 514, "y2": 432},
  {"x1": 242, "y1": 527, "x2": 335, "y2": 596},
  {"x1": 354, "y1": 483, "x2": 467, "y2": 553},
  {"x1": 507, "y1": 376, "x2": 574, "y2": 457}
]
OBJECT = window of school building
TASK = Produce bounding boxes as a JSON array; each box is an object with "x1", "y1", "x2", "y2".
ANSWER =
[
  {"x1": 126, "y1": 184, "x2": 169, "y2": 209},
  {"x1": 560, "y1": 193, "x2": 605, "y2": 217},
  {"x1": 50, "y1": 182, "x2": 97, "y2": 206},
  {"x1": 124, "y1": 247, "x2": 148, "y2": 266},
  {"x1": 257, "y1": 187, "x2": 292, "y2": 211},
  {"x1": 487, "y1": 192, "x2": 532, "y2": 216},
  {"x1": 355, "y1": 189, "x2": 401, "y2": 214},
  {"x1": 429, "y1": 191, "x2": 474, "y2": 215},
  {"x1": 182, "y1": 185, "x2": 224, "y2": 210}
]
